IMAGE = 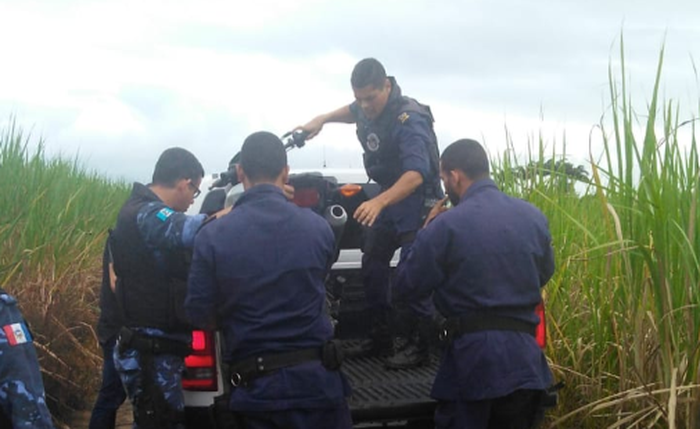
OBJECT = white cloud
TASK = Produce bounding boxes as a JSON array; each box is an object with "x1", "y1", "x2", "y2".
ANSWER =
[
  {"x1": 73, "y1": 97, "x2": 144, "y2": 136},
  {"x1": 0, "y1": 0, "x2": 698, "y2": 181}
]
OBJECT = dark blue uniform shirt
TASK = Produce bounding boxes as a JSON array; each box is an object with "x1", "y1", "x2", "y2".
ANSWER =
[
  {"x1": 350, "y1": 100, "x2": 433, "y2": 234},
  {"x1": 186, "y1": 184, "x2": 349, "y2": 411},
  {"x1": 394, "y1": 179, "x2": 554, "y2": 401},
  {"x1": 381, "y1": 112, "x2": 433, "y2": 233}
]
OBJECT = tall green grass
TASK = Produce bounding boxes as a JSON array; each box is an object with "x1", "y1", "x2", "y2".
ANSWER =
[
  {"x1": 495, "y1": 40, "x2": 700, "y2": 427},
  {"x1": 0, "y1": 123, "x2": 128, "y2": 284},
  {"x1": 0, "y1": 122, "x2": 129, "y2": 421}
]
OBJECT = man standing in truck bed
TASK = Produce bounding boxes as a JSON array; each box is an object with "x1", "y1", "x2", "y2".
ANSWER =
[
  {"x1": 186, "y1": 131, "x2": 352, "y2": 429},
  {"x1": 299, "y1": 58, "x2": 443, "y2": 368},
  {"x1": 394, "y1": 139, "x2": 554, "y2": 428}
]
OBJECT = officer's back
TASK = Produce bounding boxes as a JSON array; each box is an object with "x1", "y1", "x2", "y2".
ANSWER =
[
  {"x1": 187, "y1": 131, "x2": 352, "y2": 429},
  {"x1": 433, "y1": 181, "x2": 552, "y2": 324},
  {"x1": 192, "y1": 176, "x2": 335, "y2": 360},
  {"x1": 394, "y1": 139, "x2": 554, "y2": 428}
]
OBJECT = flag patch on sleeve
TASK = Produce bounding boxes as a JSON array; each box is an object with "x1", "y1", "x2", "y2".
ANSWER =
[
  {"x1": 156, "y1": 207, "x2": 175, "y2": 222},
  {"x1": 3, "y1": 323, "x2": 32, "y2": 346}
]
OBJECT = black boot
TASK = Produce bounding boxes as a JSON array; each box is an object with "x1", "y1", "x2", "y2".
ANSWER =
[
  {"x1": 345, "y1": 311, "x2": 393, "y2": 358},
  {"x1": 345, "y1": 331, "x2": 393, "y2": 358},
  {"x1": 384, "y1": 318, "x2": 432, "y2": 370}
]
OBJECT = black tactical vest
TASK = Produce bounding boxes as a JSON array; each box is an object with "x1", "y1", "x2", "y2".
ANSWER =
[
  {"x1": 353, "y1": 77, "x2": 441, "y2": 198},
  {"x1": 110, "y1": 184, "x2": 191, "y2": 331}
]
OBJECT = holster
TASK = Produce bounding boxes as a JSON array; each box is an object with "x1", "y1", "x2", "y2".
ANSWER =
[
  {"x1": 529, "y1": 382, "x2": 564, "y2": 428},
  {"x1": 133, "y1": 349, "x2": 185, "y2": 428},
  {"x1": 540, "y1": 381, "x2": 563, "y2": 409},
  {"x1": 321, "y1": 339, "x2": 344, "y2": 371}
]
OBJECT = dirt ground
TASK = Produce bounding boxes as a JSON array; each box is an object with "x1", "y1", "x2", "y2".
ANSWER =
[{"x1": 67, "y1": 403, "x2": 132, "y2": 429}]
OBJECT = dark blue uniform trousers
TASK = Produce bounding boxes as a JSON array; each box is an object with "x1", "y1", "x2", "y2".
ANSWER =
[
  {"x1": 362, "y1": 222, "x2": 433, "y2": 319},
  {"x1": 239, "y1": 405, "x2": 352, "y2": 429},
  {"x1": 434, "y1": 389, "x2": 545, "y2": 429}
]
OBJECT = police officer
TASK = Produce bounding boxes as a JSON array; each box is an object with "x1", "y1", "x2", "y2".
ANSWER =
[
  {"x1": 299, "y1": 58, "x2": 443, "y2": 368},
  {"x1": 393, "y1": 139, "x2": 554, "y2": 428},
  {"x1": 110, "y1": 147, "x2": 225, "y2": 429},
  {"x1": 186, "y1": 131, "x2": 352, "y2": 429},
  {"x1": 0, "y1": 286, "x2": 55, "y2": 428},
  {"x1": 88, "y1": 237, "x2": 126, "y2": 429}
]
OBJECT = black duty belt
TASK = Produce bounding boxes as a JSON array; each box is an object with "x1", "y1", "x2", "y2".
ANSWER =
[
  {"x1": 440, "y1": 314, "x2": 537, "y2": 343},
  {"x1": 117, "y1": 327, "x2": 192, "y2": 357},
  {"x1": 228, "y1": 348, "x2": 322, "y2": 387}
]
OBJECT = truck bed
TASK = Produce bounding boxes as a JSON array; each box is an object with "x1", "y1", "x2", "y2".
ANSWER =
[
  {"x1": 343, "y1": 343, "x2": 439, "y2": 424},
  {"x1": 331, "y1": 270, "x2": 439, "y2": 427}
]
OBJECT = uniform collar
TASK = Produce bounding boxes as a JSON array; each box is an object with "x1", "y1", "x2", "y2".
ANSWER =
[
  {"x1": 235, "y1": 183, "x2": 285, "y2": 206},
  {"x1": 386, "y1": 76, "x2": 402, "y2": 104},
  {"x1": 373, "y1": 76, "x2": 403, "y2": 124},
  {"x1": 459, "y1": 178, "x2": 498, "y2": 204},
  {"x1": 132, "y1": 182, "x2": 162, "y2": 202}
]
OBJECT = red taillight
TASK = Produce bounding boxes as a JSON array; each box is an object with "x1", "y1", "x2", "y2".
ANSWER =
[
  {"x1": 292, "y1": 188, "x2": 320, "y2": 208},
  {"x1": 183, "y1": 330, "x2": 217, "y2": 391},
  {"x1": 191, "y1": 330, "x2": 207, "y2": 351},
  {"x1": 535, "y1": 301, "x2": 546, "y2": 349}
]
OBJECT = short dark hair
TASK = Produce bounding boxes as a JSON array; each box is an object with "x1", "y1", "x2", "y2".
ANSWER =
[
  {"x1": 351, "y1": 58, "x2": 387, "y2": 90},
  {"x1": 151, "y1": 147, "x2": 204, "y2": 186},
  {"x1": 240, "y1": 131, "x2": 287, "y2": 182},
  {"x1": 440, "y1": 139, "x2": 490, "y2": 180}
]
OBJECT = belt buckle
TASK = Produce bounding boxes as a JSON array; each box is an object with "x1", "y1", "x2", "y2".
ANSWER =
[{"x1": 230, "y1": 372, "x2": 242, "y2": 387}]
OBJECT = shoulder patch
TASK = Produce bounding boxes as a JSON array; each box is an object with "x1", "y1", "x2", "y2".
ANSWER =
[
  {"x1": 397, "y1": 112, "x2": 410, "y2": 124},
  {"x1": 3, "y1": 322, "x2": 32, "y2": 345},
  {"x1": 0, "y1": 293, "x2": 16, "y2": 305},
  {"x1": 156, "y1": 207, "x2": 175, "y2": 222}
]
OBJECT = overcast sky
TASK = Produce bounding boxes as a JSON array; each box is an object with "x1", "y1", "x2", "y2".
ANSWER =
[{"x1": 1, "y1": 0, "x2": 698, "y2": 182}]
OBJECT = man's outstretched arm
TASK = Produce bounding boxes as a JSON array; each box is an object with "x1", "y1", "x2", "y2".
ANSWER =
[{"x1": 297, "y1": 105, "x2": 355, "y2": 139}]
